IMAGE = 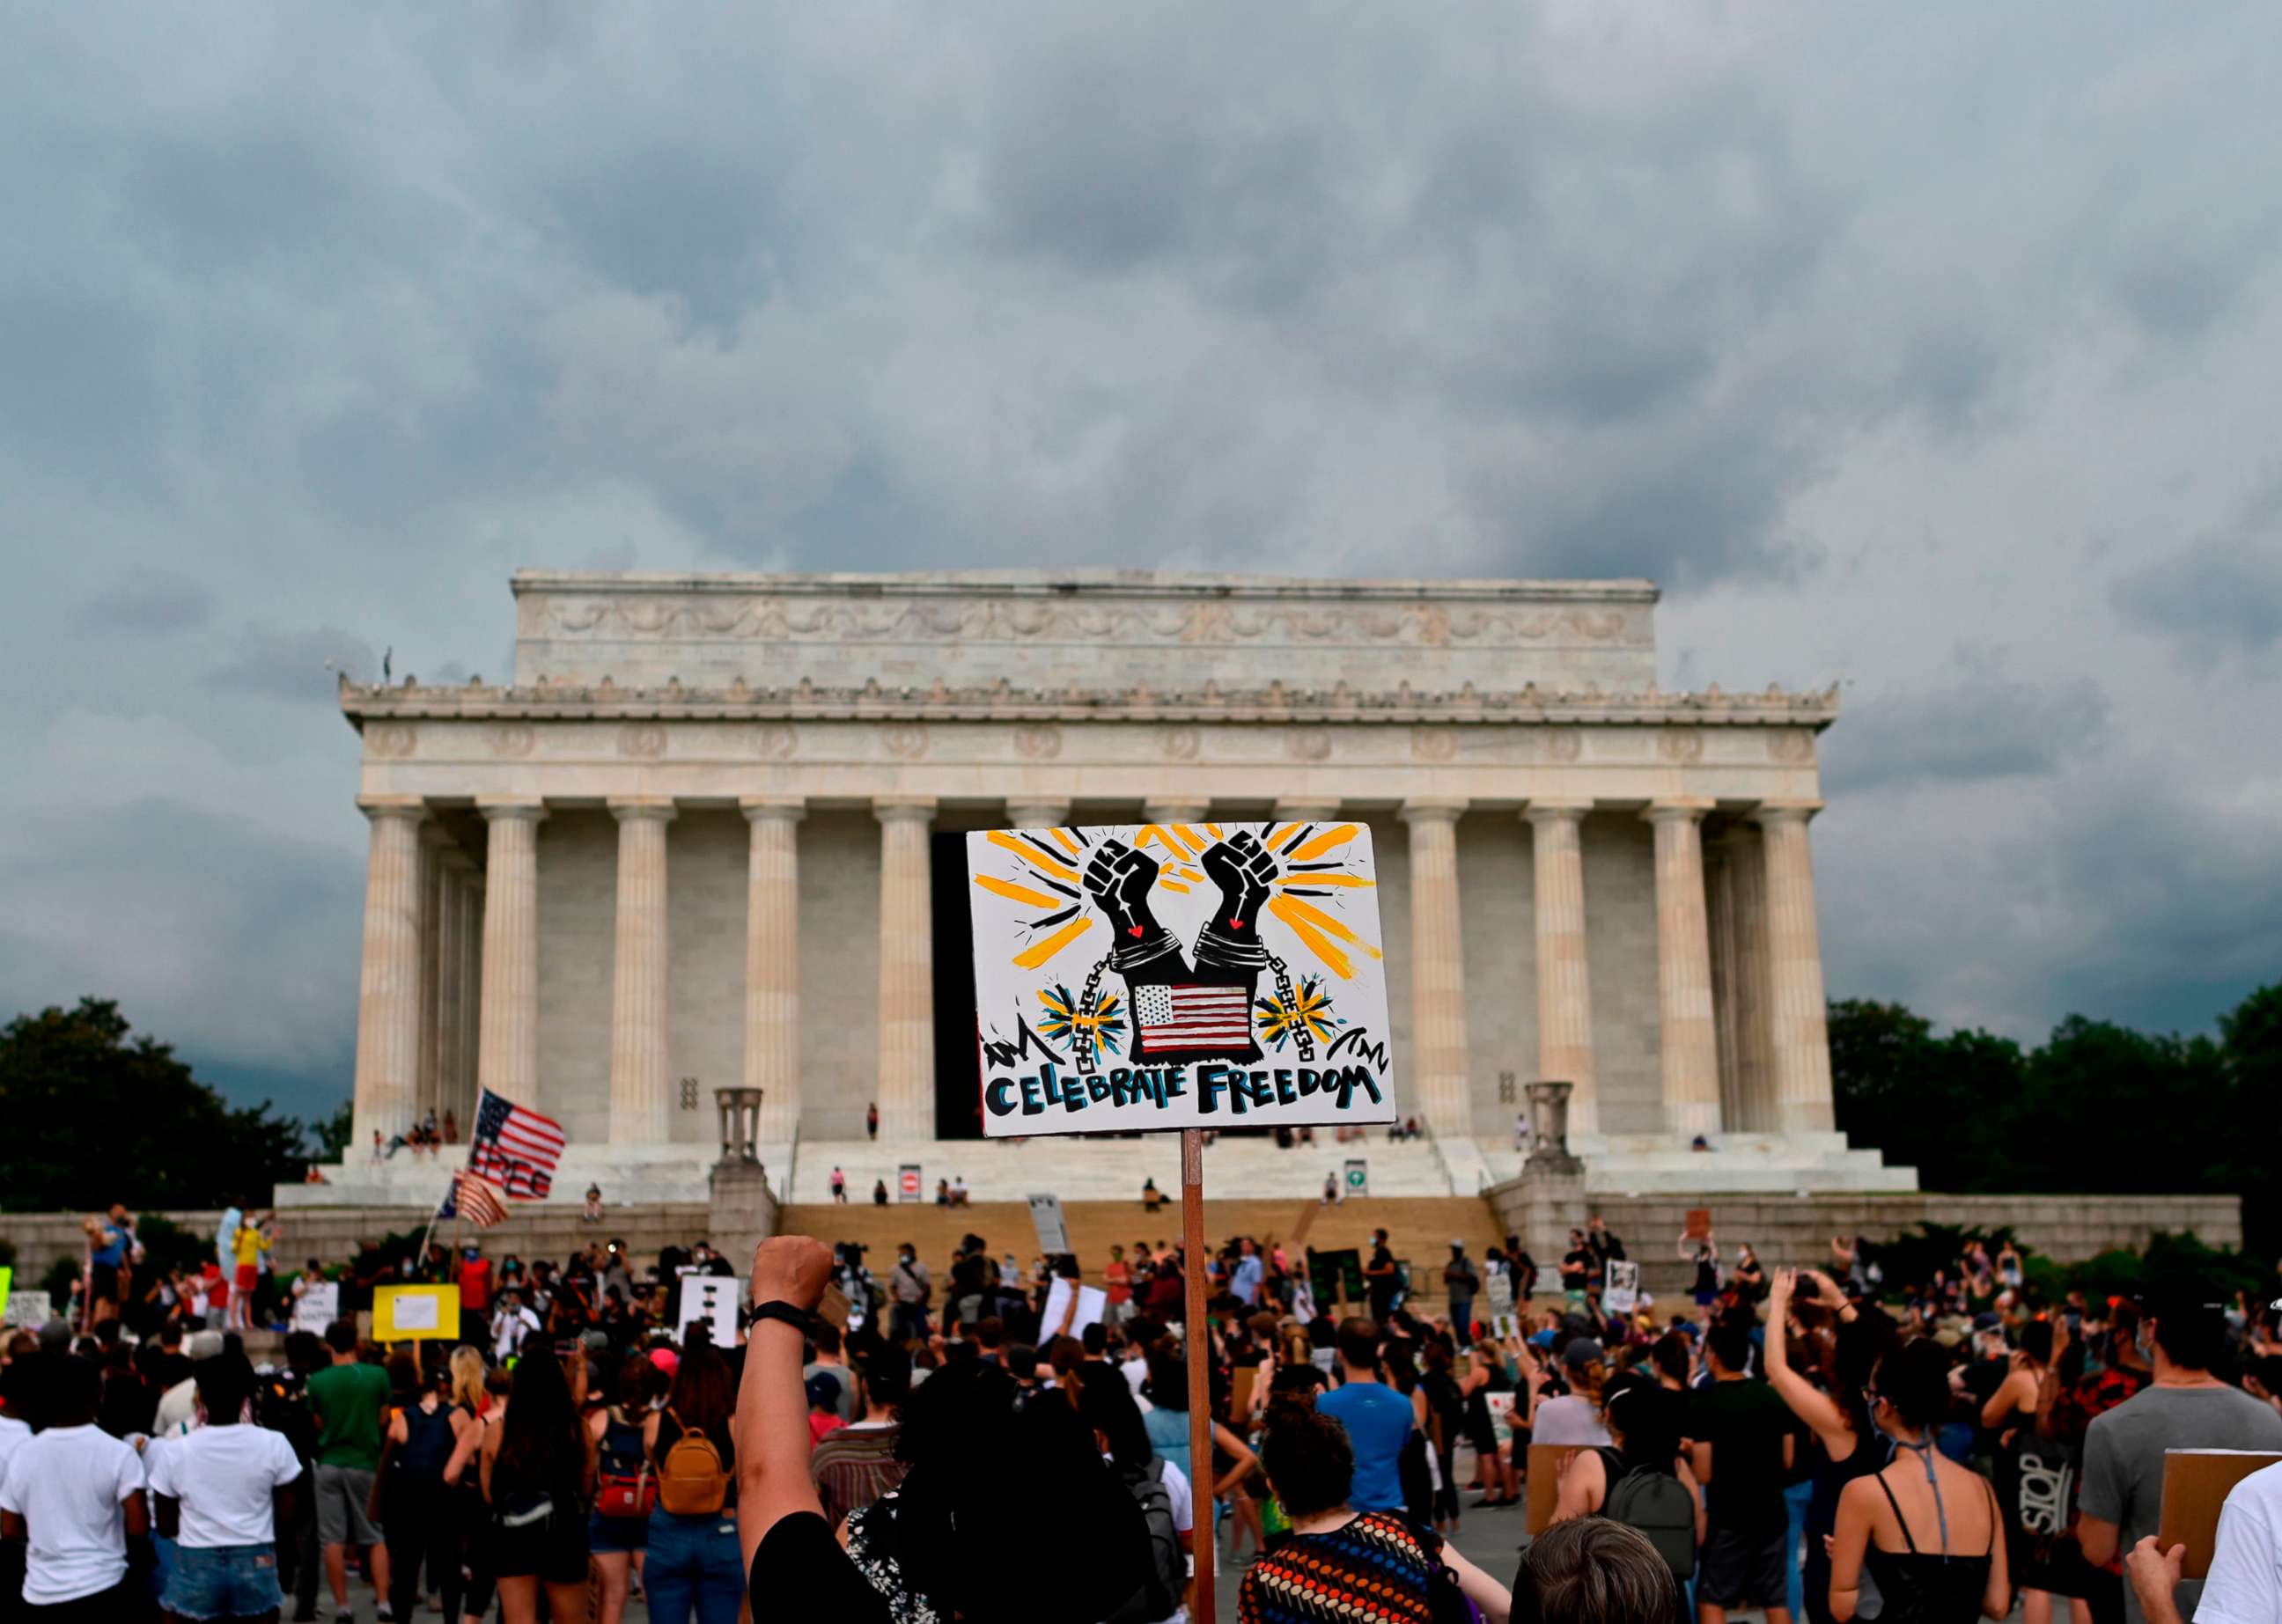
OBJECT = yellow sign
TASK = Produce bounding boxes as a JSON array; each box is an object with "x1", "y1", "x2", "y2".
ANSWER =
[
  {"x1": 372, "y1": 1283, "x2": 460, "y2": 1341},
  {"x1": 0, "y1": 1266, "x2": 10, "y2": 1320}
]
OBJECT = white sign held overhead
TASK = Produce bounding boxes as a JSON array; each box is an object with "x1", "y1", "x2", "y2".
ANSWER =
[
  {"x1": 1604, "y1": 1260, "x2": 1640, "y2": 1316},
  {"x1": 676, "y1": 1275, "x2": 741, "y2": 1350},
  {"x1": 968, "y1": 822, "x2": 1398, "y2": 1137},
  {"x1": 1027, "y1": 1194, "x2": 1070, "y2": 1257}
]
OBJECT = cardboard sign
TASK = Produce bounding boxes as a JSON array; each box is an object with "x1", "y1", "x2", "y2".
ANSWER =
[
  {"x1": 2158, "y1": 1450, "x2": 2282, "y2": 1580},
  {"x1": 291, "y1": 1281, "x2": 340, "y2": 1335},
  {"x1": 372, "y1": 1284, "x2": 459, "y2": 1341},
  {"x1": 1683, "y1": 1209, "x2": 1713, "y2": 1241},
  {"x1": 898, "y1": 1165, "x2": 923, "y2": 1202},
  {"x1": 677, "y1": 1275, "x2": 742, "y2": 1348},
  {"x1": 1604, "y1": 1260, "x2": 1640, "y2": 1316},
  {"x1": 968, "y1": 822, "x2": 1397, "y2": 1136},
  {"x1": 1041, "y1": 1277, "x2": 1107, "y2": 1341},
  {"x1": 1028, "y1": 1194, "x2": 1071, "y2": 1257}
]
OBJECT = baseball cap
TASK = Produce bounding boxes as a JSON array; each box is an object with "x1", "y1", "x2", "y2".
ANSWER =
[
  {"x1": 1561, "y1": 1336, "x2": 1605, "y2": 1370},
  {"x1": 805, "y1": 1373, "x2": 842, "y2": 1409}
]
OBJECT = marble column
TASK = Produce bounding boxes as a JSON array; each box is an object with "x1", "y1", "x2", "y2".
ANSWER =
[
  {"x1": 1754, "y1": 800, "x2": 1837, "y2": 1133},
  {"x1": 1645, "y1": 799, "x2": 1721, "y2": 1141},
  {"x1": 1526, "y1": 800, "x2": 1599, "y2": 1137},
  {"x1": 874, "y1": 797, "x2": 938, "y2": 1143},
  {"x1": 429, "y1": 845, "x2": 466, "y2": 1130},
  {"x1": 1722, "y1": 827, "x2": 1775, "y2": 1132},
  {"x1": 476, "y1": 798, "x2": 546, "y2": 1102},
  {"x1": 456, "y1": 876, "x2": 484, "y2": 1132},
  {"x1": 607, "y1": 798, "x2": 675, "y2": 1145},
  {"x1": 741, "y1": 797, "x2": 805, "y2": 1145},
  {"x1": 413, "y1": 828, "x2": 448, "y2": 1123},
  {"x1": 1400, "y1": 798, "x2": 1474, "y2": 1139},
  {"x1": 1005, "y1": 798, "x2": 1072, "y2": 831},
  {"x1": 351, "y1": 796, "x2": 428, "y2": 1151}
]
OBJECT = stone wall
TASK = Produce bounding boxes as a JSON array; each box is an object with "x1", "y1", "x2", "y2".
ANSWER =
[
  {"x1": 0, "y1": 1205, "x2": 718, "y2": 1287},
  {"x1": 1484, "y1": 1182, "x2": 2246, "y2": 1296}
]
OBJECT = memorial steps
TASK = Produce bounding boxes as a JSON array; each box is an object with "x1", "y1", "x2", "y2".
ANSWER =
[{"x1": 778, "y1": 1194, "x2": 1509, "y2": 1317}]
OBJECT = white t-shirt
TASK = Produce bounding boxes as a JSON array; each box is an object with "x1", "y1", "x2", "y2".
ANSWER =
[
  {"x1": 1530, "y1": 1393, "x2": 1613, "y2": 1447},
  {"x1": 2199, "y1": 1460, "x2": 2282, "y2": 1624},
  {"x1": 0, "y1": 1423, "x2": 146, "y2": 1604},
  {"x1": 0, "y1": 1415, "x2": 30, "y2": 1483},
  {"x1": 153, "y1": 1377, "x2": 201, "y2": 1438},
  {"x1": 145, "y1": 1424, "x2": 303, "y2": 1547}
]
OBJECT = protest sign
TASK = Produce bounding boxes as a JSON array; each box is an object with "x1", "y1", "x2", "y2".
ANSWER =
[
  {"x1": 1485, "y1": 1268, "x2": 1514, "y2": 1315},
  {"x1": 1683, "y1": 1209, "x2": 1713, "y2": 1241},
  {"x1": 1041, "y1": 1277, "x2": 1107, "y2": 1340},
  {"x1": 1028, "y1": 1194, "x2": 1070, "y2": 1257},
  {"x1": 0, "y1": 1267, "x2": 8, "y2": 1321},
  {"x1": 1307, "y1": 1247, "x2": 1366, "y2": 1310},
  {"x1": 373, "y1": 1284, "x2": 459, "y2": 1341},
  {"x1": 2159, "y1": 1450, "x2": 2282, "y2": 1578},
  {"x1": 1491, "y1": 1312, "x2": 1519, "y2": 1341},
  {"x1": 677, "y1": 1275, "x2": 742, "y2": 1348},
  {"x1": 2, "y1": 1290, "x2": 53, "y2": 1329},
  {"x1": 968, "y1": 821, "x2": 1397, "y2": 1136},
  {"x1": 898, "y1": 1165, "x2": 923, "y2": 1202},
  {"x1": 291, "y1": 1281, "x2": 340, "y2": 1335},
  {"x1": 1604, "y1": 1260, "x2": 1640, "y2": 1315}
]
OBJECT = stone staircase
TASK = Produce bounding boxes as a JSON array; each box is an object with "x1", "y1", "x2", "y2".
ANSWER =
[
  {"x1": 777, "y1": 1194, "x2": 1507, "y2": 1317},
  {"x1": 1479, "y1": 1131, "x2": 1915, "y2": 1195},
  {"x1": 783, "y1": 1134, "x2": 1460, "y2": 1206}
]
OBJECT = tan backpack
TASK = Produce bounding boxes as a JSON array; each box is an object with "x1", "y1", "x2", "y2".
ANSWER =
[{"x1": 655, "y1": 1408, "x2": 729, "y2": 1516}]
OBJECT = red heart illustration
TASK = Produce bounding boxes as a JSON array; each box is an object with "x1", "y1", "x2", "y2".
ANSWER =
[
  {"x1": 1128, "y1": 925, "x2": 1145, "y2": 938},
  {"x1": 1229, "y1": 917, "x2": 1245, "y2": 930}
]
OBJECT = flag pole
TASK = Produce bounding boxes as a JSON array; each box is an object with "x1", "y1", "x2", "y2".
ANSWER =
[{"x1": 1181, "y1": 1128, "x2": 1215, "y2": 1624}]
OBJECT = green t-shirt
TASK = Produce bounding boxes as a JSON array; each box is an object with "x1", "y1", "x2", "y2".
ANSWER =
[{"x1": 307, "y1": 1361, "x2": 392, "y2": 1469}]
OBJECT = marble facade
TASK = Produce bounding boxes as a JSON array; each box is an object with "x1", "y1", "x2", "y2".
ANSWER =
[{"x1": 311, "y1": 571, "x2": 1907, "y2": 1202}]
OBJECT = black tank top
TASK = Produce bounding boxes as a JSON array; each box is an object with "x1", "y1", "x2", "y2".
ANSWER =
[{"x1": 1859, "y1": 1471, "x2": 1995, "y2": 1624}]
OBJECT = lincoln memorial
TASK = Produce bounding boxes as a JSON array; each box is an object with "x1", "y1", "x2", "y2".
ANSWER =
[{"x1": 296, "y1": 570, "x2": 1910, "y2": 1206}]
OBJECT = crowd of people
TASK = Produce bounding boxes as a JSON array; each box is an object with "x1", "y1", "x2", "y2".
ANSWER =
[{"x1": 4, "y1": 1209, "x2": 2280, "y2": 1624}]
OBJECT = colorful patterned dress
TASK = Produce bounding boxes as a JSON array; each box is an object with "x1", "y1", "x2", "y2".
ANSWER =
[{"x1": 1236, "y1": 1510, "x2": 1448, "y2": 1623}]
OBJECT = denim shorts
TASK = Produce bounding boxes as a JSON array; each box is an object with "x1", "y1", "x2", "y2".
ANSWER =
[{"x1": 163, "y1": 1542, "x2": 284, "y2": 1621}]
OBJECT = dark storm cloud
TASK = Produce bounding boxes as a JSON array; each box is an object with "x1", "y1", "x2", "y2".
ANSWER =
[
  {"x1": 4, "y1": 3, "x2": 2282, "y2": 1119},
  {"x1": 76, "y1": 573, "x2": 212, "y2": 636},
  {"x1": 208, "y1": 627, "x2": 379, "y2": 701},
  {"x1": 1826, "y1": 658, "x2": 2112, "y2": 793},
  {"x1": 2111, "y1": 476, "x2": 2282, "y2": 660}
]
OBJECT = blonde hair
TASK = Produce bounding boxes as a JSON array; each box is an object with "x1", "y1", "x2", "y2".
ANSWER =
[{"x1": 449, "y1": 1344, "x2": 488, "y2": 1411}]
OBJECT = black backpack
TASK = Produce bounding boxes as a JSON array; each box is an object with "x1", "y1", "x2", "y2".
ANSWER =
[
  {"x1": 1104, "y1": 1459, "x2": 1185, "y2": 1624},
  {"x1": 1596, "y1": 1448, "x2": 1697, "y2": 1582}
]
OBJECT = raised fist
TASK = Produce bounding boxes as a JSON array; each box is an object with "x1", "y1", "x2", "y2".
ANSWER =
[
  {"x1": 1084, "y1": 839, "x2": 1162, "y2": 937},
  {"x1": 1201, "y1": 830, "x2": 1277, "y2": 930}
]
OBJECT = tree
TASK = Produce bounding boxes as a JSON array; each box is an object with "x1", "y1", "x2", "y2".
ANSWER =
[
  {"x1": 313, "y1": 1098, "x2": 354, "y2": 1162},
  {"x1": 0, "y1": 999, "x2": 312, "y2": 1211},
  {"x1": 1830, "y1": 984, "x2": 2279, "y2": 1260}
]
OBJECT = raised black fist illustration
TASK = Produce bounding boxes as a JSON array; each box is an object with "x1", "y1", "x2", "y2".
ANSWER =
[
  {"x1": 1083, "y1": 839, "x2": 1163, "y2": 939},
  {"x1": 1201, "y1": 830, "x2": 1277, "y2": 932}
]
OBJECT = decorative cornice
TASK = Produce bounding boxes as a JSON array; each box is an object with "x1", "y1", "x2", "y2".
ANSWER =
[{"x1": 339, "y1": 674, "x2": 1839, "y2": 731}]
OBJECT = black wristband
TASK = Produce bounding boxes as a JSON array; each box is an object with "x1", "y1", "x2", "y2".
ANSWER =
[{"x1": 747, "y1": 1298, "x2": 814, "y2": 1335}]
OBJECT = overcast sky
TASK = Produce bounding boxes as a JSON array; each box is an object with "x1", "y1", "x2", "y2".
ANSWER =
[{"x1": 4, "y1": 4, "x2": 2278, "y2": 1126}]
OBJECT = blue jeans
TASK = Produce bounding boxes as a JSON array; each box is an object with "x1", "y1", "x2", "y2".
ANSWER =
[
  {"x1": 644, "y1": 1509, "x2": 745, "y2": 1624},
  {"x1": 1784, "y1": 1477, "x2": 1814, "y2": 1620},
  {"x1": 162, "y1": 1542, "x2": 284, "y2": 1621}
]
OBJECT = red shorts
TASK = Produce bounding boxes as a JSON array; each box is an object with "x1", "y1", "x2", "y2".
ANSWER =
[{"x1": 235, "y1": 1263, "x2": 258, "y2": 1292}]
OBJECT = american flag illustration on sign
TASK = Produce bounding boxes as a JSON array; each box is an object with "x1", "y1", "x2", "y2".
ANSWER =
[{"x1": 967, "y1": 820, "x2": 1396, "y2": 1136}]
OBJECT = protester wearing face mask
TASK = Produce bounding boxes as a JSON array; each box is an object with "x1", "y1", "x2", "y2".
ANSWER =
[{"x1": 2077, "y1": 1278, "x2": 2282, "y2": 1624}]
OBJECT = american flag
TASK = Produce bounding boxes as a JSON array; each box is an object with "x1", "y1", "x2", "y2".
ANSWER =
[
  {"x1": 1134, "y1": 982, "x2": 1253, "y2": 1051},
  {"x1": 466, "y1": 1087, "x2": 566, "y2": 1200},
  {"x1": 438, "y1": 1168, "x2": 508, "y2": 1229}
]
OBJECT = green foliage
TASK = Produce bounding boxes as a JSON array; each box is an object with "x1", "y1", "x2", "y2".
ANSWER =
[
  {"x1": 0, "y1": 998, "x2": 314, "y2": 1211},
  {"x1": 2047, "y1": 1232, "x2": 2272, "y2": 1305},
  {"x1": 132, "y1": 1213, "x2": 215, "y2": 1280},
  {"x1": 0, "y1": 1238, "x2": 15, "y2": 1270},
  {"x1": 313, "y1": 1099, "x2": 355, "y2": 1162},
  {"x1": 40, "y1": 1256, "x2": 79, "y2": 1303},
  {"x1": 1829, "y1": 984, "x2": 2278, "y2": 1260},
  {"x1": 1871, "y1": 1221, "x2": 2018, "y2": 1293}
]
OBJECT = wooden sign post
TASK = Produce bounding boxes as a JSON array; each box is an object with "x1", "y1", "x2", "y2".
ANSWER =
[{"x1": 966, "y1": 819, "x2": 1402, "y2": 1624}]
